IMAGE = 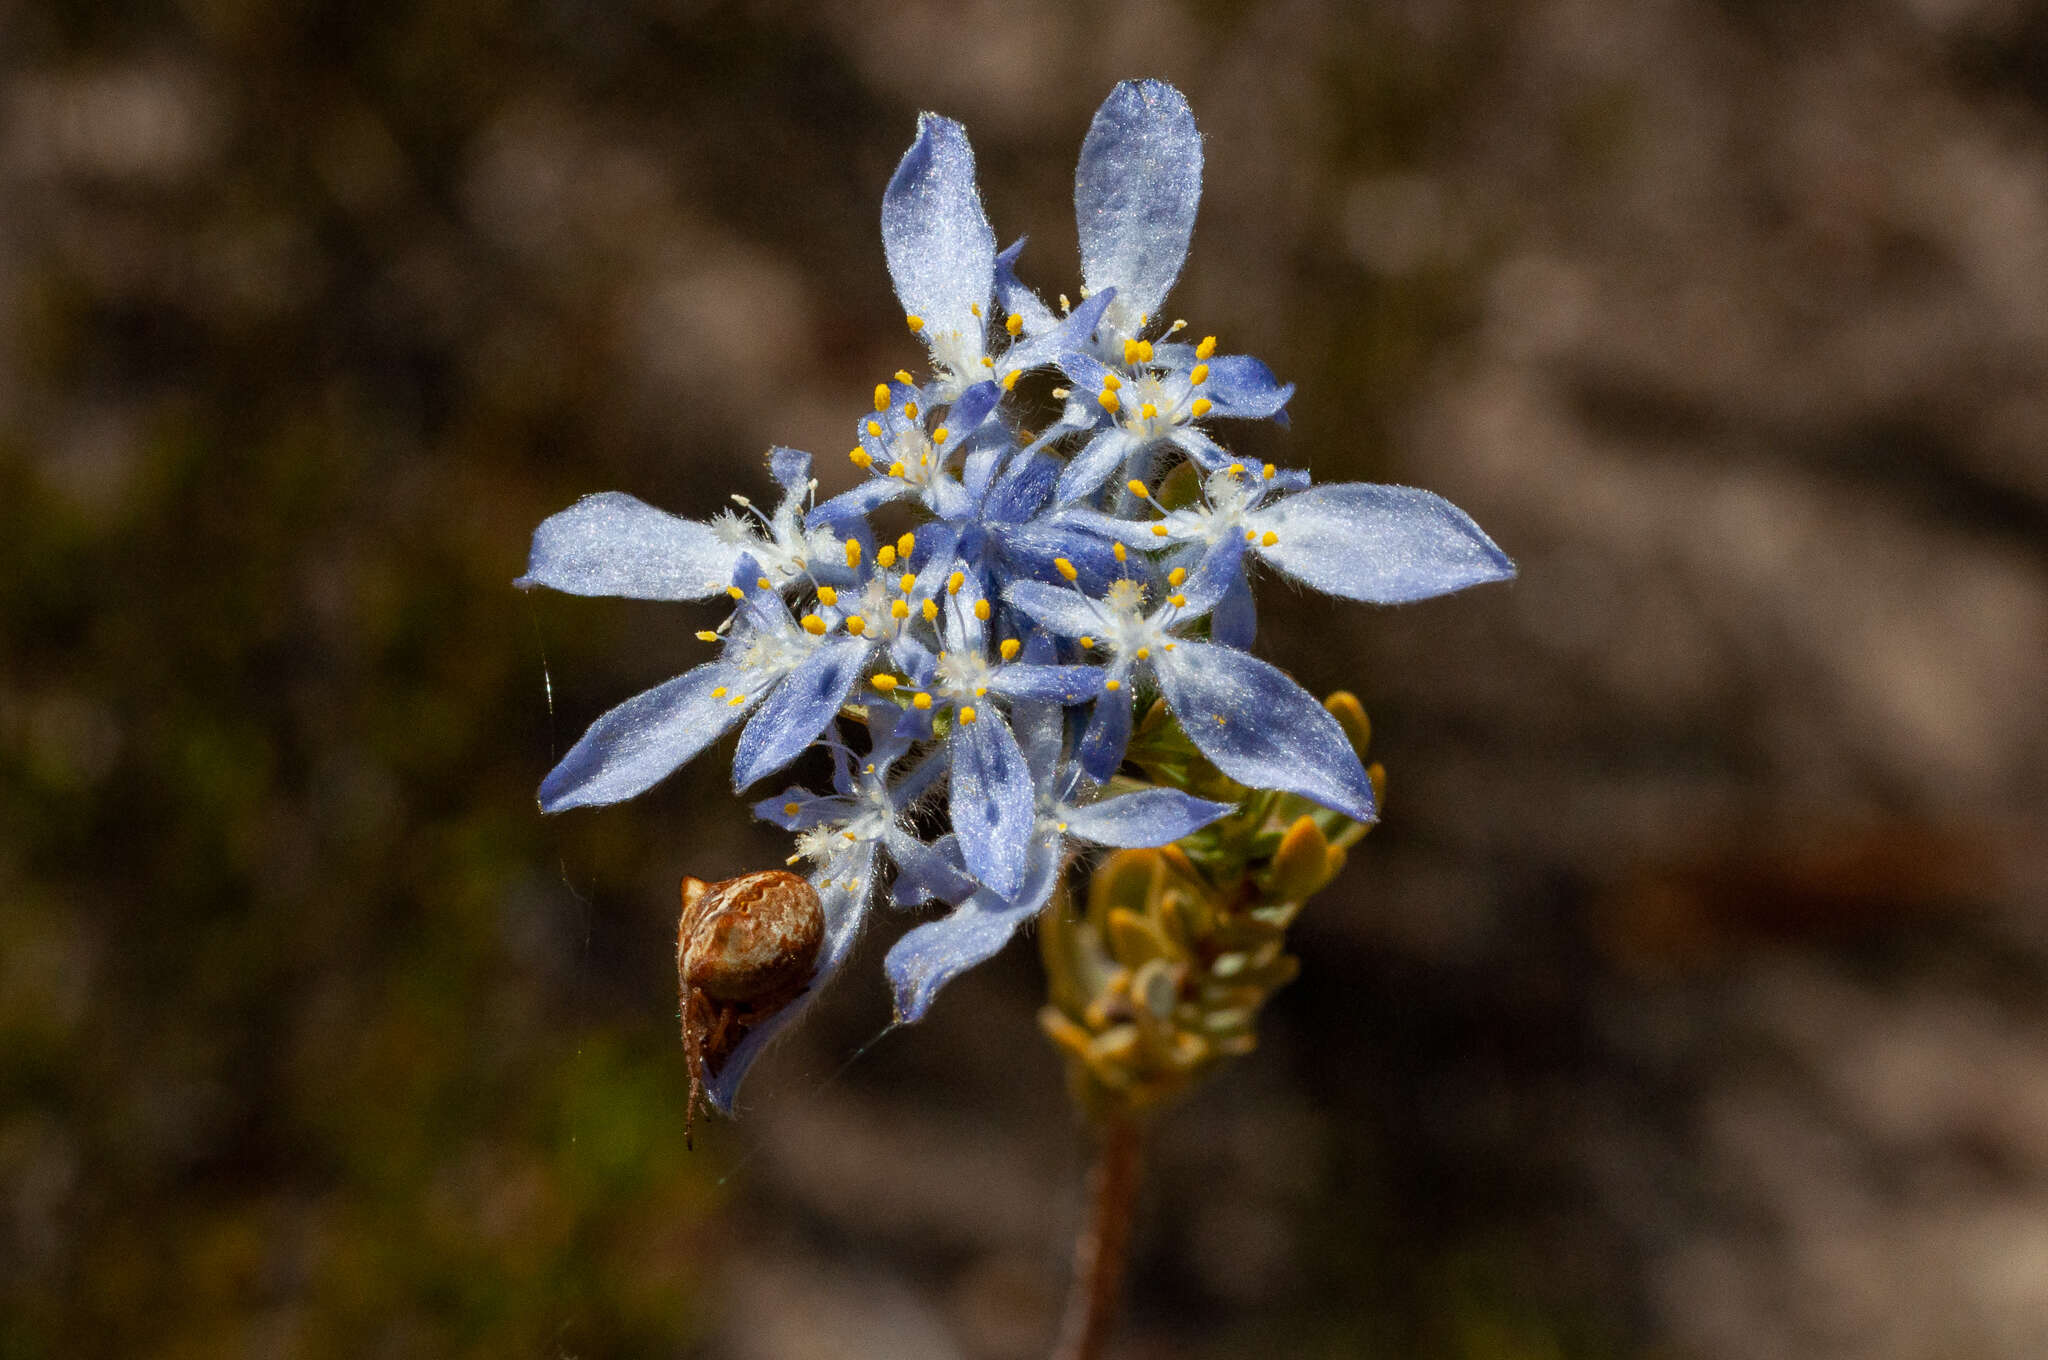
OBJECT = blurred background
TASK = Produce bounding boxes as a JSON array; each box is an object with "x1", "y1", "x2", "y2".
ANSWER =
[{"x1": 4, "y1": 0, "x2": 2046, "y2": 1356}]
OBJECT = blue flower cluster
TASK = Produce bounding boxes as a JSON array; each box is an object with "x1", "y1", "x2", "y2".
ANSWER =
[{"x1": 518, "y1": 81, "x2": 1513, "y2": 1110}]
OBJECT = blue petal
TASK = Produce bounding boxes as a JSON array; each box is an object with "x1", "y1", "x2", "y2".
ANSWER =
[
  {"x1": 751, "y1": 787, "x2": 854, "y2": 831},
  {"x1": 1167, "y1": 427, "x2": 1235, "y2": 473},
  {"x1": 1075, "y1": 80, "x2": 1202, "y2": 328},
  {"x1": 884, "y1": 114, "x2": 996, "y2": 352},
  {"x1": 1077, "y1": 671, "x2": 1134, "y2": 782},
  {"x1": 517, "y1": 492, "x2": 736, "y2": 600},
  {"x1": 995, "y1": 237, "x2": 1058, "y2": 334},
  {"x1": 1176, "y1": 531, "x2": 1246, "y2": 618},
  {"x1": 809, "y1": 477, "x2": 912, "y2": 531},
  {"x1": 705, "y1": 847, "x2": 875, "y2": 1114},
  {"x1": 885, "y1": 838, "x2": 1062, "y2": 1022},
  {"x1": 999, "y1": 522, "x2": 1123, "y2": 590},
  {"x1": 1061, "y1": 787, "x2": 1236, "y2": 847},
  {"x1": 1200, "y1": 355, "x2": 1294, "y2": 420},
  {"x1": 887, "y1": 828, "x2": 981, "y2": 907},
  {"x1": 1154, "y1": 642, "x2": 1375, "y2": 821},
  {"x1": 948, "y1": 712, "x2": 1035, "y2": 898},
  {"x1": 1258, "y1": 483, "x2": 1516, "y2": 604},
  {"x1": 539, "y1": 661, "x2": 753, "y2": 811},
  {"x1": 1004, "y1": 288, "x2": 1118, "y2": 375},
  {"x1": 1010, "y1": 698, "x2": 1066, "y2": 785},
  {"x1": 731, "y1": 639, "x2": 873, "y2": 789},
  {"x1": 768, "y1": 447, "x2": 812, "y2": 493},
  {"x1": 986, "y1": 448, "x2": 1060, "y2": 523},
  {"x1": 1004, "y1": 580, "x2": 1109, "y2": 638},
  {"x1": 948, "y1": 379, "x2": 1003, "y2": 433},
  {"x1": 1210, "y1": 565, "x2": 1257, "y2": 649},
  {"x1": 992, "y1": 663, "x2": 1109, "y2": 704},
  {"x1": 1054, "y1": 428, "x2": 1140, "y2": 506}
]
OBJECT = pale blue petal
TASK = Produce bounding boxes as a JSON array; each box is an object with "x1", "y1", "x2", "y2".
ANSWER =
[
  {"x1": 991, "y1": 663, "x2": 1109, "y2": 704},
  {"x1": 885, "y1": 838, "x2": 1062, "y2": 1022},
  {"x1": 517, "y1": 492, "x2": 736, "y2": 600},
  {"x1": 809, "y1": 477, "x2": 912, "y2": 530},
  {"x1": 731, "y1": 639, "x2": 873, "y2": 789},
  {"x1": 1011, "y1": 699, "x2": 1065, "y2": 785},
  {"x1": 1054, "y1": 428, "x2": 1140, "y2": 506},
  {"x1": 995, "y1": 237, "x2": 1058, "y2": 334},
  {"x1": 1004, "y1": 580, "x2": 1109, "y2": 638},
  {"x1": 948, "y1": 712, "x2": 1035, "y2": 898},
  {"x1": 750, "y1": 786, "x2": 854, "y2": 831},
  {"x1": 887, "y1": 828, "x2": 981, "y2": 907},
  {"x1": 1061, "y1": 787, "x2": 1235, "y2": 848},
  {"x1": 1077, "y1": 669, "x2": 1134, "y2": 782},
  {"x1": 1200, "y1": 355, "x2": 1294, "y2": 420},
  {"x1": 1076, "y1": 80, "x2": 1202, "y2": 324},
  {"x1": 1175, "y1": 532, "x2": 1245, "y2": 618},
  {"x1": 538, "y1": 661, "x2": 753, "y2": 811},
  {"x1": 884, "y1": 114, "x2": 996, "y2": 348},
  {"x1": 1258, "y1": 483, "x2": 1515, "y2": 604},
  {"x1": 1154, "y1": 642, "x2": 1375, "y2": 821},
  {"x1": 1210, "y1": 566, "x2": 1257, "y2": 649},
  {"x1": 1167, "y1": 427, "x2": 1234, "y2": 472},
  {"x1": 1004, "y1": 288, "x2": 1118, "y2": 374}
]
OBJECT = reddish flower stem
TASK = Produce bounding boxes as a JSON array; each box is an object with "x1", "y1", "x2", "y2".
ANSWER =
[{"x1": 1051, "y1": 1115, "x2": 1145, "y2": 1360}]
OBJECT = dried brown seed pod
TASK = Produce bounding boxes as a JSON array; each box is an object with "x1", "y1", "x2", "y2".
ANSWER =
[{"x1": 676, "y1": 869, "x2": 824, "y2": 1147}]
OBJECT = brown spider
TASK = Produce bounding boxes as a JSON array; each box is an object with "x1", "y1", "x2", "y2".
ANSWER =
[{"x1": 676, "y1": 869, "x2": 824, "y2": 1148}]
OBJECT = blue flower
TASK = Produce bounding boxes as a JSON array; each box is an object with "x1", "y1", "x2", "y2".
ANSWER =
[{"x1": 883, "y1": 700, "x2": 1233, "y2": 1022}]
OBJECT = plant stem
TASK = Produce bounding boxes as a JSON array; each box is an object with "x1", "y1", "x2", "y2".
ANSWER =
[{"x1": 1051, "y1": 1115, "x2": 1145, "y2": 1360}]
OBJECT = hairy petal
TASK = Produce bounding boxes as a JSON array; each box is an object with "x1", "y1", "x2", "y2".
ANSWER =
[
  {"x1": 885, "y1": 839, "x2": 1061, "y2": 1022},
  {"x1": 991, "y1": 663, "x2": 1109, "y2": 704},
  {"x1": 884, "y1": 113, "x2": 996, "y2": 350},
  {"x1": 1199, "y1": 355, "x2": 1294, "y2": 420},
  {"x1": 1155, "y1": 641, "x2": 1376, "y2": 821},
  {"x1": 539, "y1": 661, "x2": 754, "y2": 811},
  {"x1": 1004, "y1": 580, "x2": 1109, "y2": 639},
  {"x1": 731, "y1": 640, "x2": 872, "y2": 789},
  {"x1": 517, "y1": 492, "x2": 735, "y2": 600},
  {"x1": 1061, "y1": 787, "x2": 1236, "y2": 848},
  {"x1": 1258, "y1": 483, "x2": 1516, "y2": 604},
  {"x1": 1077, "y1": 668, "x2": 1135, "y2": 782},
  {"x1": 1076, "y1": 80, "x2": 1202, "y2": 325},
  {"x1": 1054, "y1": 428, "x2": 1140, "y2": 506},
  {"x1": 948, "y1": 711, "x2": 1036, "y2": 899}
]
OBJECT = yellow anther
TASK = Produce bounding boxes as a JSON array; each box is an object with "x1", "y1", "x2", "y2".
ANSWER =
[
  {"x1": 903, "y1": 401, "x2": 919, "y2": 420},
  {"x1": 874, "y1": 384, "x2": 891, "y2": 412},
  {"x1": 1099, "y1": 390, "x2": 1120, "y2": 413},
  {"x1": 1105, "y1": 678, "x2": 1122, "y2": 691},
  {"x1": 729, "y1": 694, "x2": 748, "y2": 707},
  {"x1": 890, "y1": 599, "x2": 910, "y2": 620},
  {"x1": 757, "y1": 576, "x2": 771, "y2": 590},
  {"x1": 1261, "y1": 531, "x2": 1279, "y2": 547},
  {"x1": 932, "y1": 426, "x2": 949, "y2": 444},
  {"x1": 800, "y1": 614, "x2": 827, "y2": 635},
  {"x1": 999, "y1": 638, "x2": 1022, "y2": 661},
  {"x1": 696, "y1": 630, "x2": 719, "y2": 642},
  {"x1": 973, "y1": 599, "x2": 991, "y2": 621},
  {"x1": 921, "y1": 599, "x2": 939, "y2": 622},
  {"x1": 1134, "y1": 646, "x2": 1149, "y2": 659},
  {"x1": 872, "y1": 674, "x2": 898, "y2": 691},
  {"x1": 1214, "y1": 714, "x2": 1226, "y2": 726},
  {"x1": 906, "y1": 315, "x2": 925, "y2": 332},
  {"x1": 877, "y1": 545, "x2": 897, "y2": 569},
  {"x1": 712, "y1": 686, "x2": 728, "y2": 698},
  {"x1": 894, "y1": 369, "x2": 914, "y2": 385},
  {"x1": 898, "y1": 572, "x2": 916, "y2": 593},
  {"x1": 1190, "y1": 397, "x2": 1213, "y2": 419},
  {"x1": 726, "y1": 585, "x2": 745, "y2": 600},
  {"x1": 913, "y1": 692, "x2": 933, "y2": 710},
  {"x1": 1079, "y1": 635, "x2": 1096, "y2": 648},
  {"x1": 850, "y1": 448, "x2": 872, "y2": 469},
  {"x1": 974, "y1": 685, "x2": 987, "y2": 697},
  {"x1": 1137, "y1": 340, "x2": 1154, "y2": 362},
  {"x1": 1055, "y1": 557, "x2": 1079, "y2": 581},
  {"x1": 959, "y1": 705, "x2": 978, "y2": 723},
  {"x1": 867, "y1": 420, "x2": 883, "y2": 437},
  {"x1": 1228, "y1": 462, "x2": 1244, "y2": 476},
  {"x1": 887, "y1": 460, "x2": 906, "y2": 478},
  {"x1": 1113, "y1": 542, "x2": 1128, "y2": 562},
  {"x1": 846, "y1": 615, "x2": 868, "y2": 636},
  {"x1": 1245, "y1": 529, "x2": 1258, "y2": 542},
  {"x1": 1168, "y1": 593, "x2": 1187, "y2": 608},
  {"x1": 1190, "y1": 363, "x2": 1209, "y2": 385},
  {"x1": 946, "y1": 571, "x2": 965, "y2": 595},
  {"x1": 784, "y1": 801, "x2": 800, "y2": 815},
  {"x1": 1168, "y1": 566, "x2": 1187, "y2": 586},
  {"x1": 897, "y1": 531, "x2": 916, "y2": 558},
  {"x1": 970, "y1": 303, "x2": 981, "y2": 317},
  {"x1": 1196, "y1": 335, "x2": 1217, "y2": 359},
  {"x1": 1151, "y1": 523, "x2": 1170, "y2": 537},
  {"x1": 845, "y1": 538, "x2": 863, "y2": 567},
  {"x1": 1005, "y1": 312, "x2": 1023, "y2": 336},
  {"x1": 1262, "y1": 463, "x2": 1276, "y2": 479},
  {"x1": 817, "y1": 586, "x2": 838, "y2": 606},
  {"x1": 1102, "y1": 373, "x2": 1121, "y2": 391},
  {"x1": 981, "y1": 356, "x2": 995, "y2": 368},
  {"x1": 1122, "y1": 338, "x2": 1141, "y2": 366},
  {"x1": 1002, "y1": 370, "x2": 1020, "y2": 391},
  {"x1": 1127, "y1": 479, "x2": 1150, "y2": 498}
]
